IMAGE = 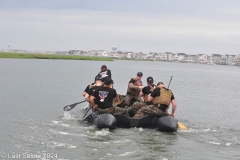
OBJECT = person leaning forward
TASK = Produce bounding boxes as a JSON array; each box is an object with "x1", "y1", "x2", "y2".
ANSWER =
[
  {"x1": 90, "y1": 77, "x2": 130, "y2": 116},
  {"x1": 133, "y1": 82, "x2": 177, "y2": 118},
  {"x1": 123, "y1": 72, "x2": 144, "y2": 108},
  {"x1": 84, "y1": 75, "x2": 104, "y2": 103},
  {"x1": 82, "y1": 79, "x2": 96, "y2": 98},
  {"x1": 140, "y1": 76, "x2": 156, "y2": 105}
]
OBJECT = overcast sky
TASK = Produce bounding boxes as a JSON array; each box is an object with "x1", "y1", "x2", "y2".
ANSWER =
[{"x1": 1, "y1": 0, "x2": 240, "y2": 54}]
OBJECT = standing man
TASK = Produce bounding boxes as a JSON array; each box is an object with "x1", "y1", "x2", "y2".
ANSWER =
[
  {"x1": 90, "y1": 77, "x2": 129, "y2": 116},
  {"x1": 133, "y1": 82, "x2": 177, "y2": 118},
  {"x1": 123, "y1": 72, "x2": 144, "y2": 108},
  {"x1": 140, "y1": 76, "x2": 156, "y2": 105}
]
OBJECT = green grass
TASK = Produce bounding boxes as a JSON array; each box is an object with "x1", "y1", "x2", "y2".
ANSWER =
[{"x1": 0, "y1": 52, "x2": 113, "y2": 61}]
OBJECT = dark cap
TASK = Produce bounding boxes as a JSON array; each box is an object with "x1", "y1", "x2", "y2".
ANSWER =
[
  {"x1": 137, "y1": 72, "x2": 143, "y2": 76},
  {"x1": 157, "y1": 82, "x2": 164, "y2": 86},
  {"x1": 104, "y1": 77, "x2": 114, "y2": 85},
  {"x1": 147, "y1": 76, "x2": 153, "y2": 82},
  {"x1": 95, "y1": 75, "x2": 102, "y2": 81}
]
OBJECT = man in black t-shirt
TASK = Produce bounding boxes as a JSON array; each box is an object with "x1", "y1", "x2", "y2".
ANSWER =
[
  {"x1": 84, "y1": 75, "x2": 103, "y2": 102},
  {"x1": 82, "y1": 82, "x2": 95, "y2": 98},
  {"x1": 140, "y1": 76, "x2": 156, "y2": 105},
  {"x1": 133, "y1": 82, "x2": 177, "y2": 118},
  {"x1": 90, "y1": 77, "x2": 129, "y2": 116}
]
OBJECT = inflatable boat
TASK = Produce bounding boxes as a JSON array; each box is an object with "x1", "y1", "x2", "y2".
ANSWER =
[{"x1": 83, "y1": 108, "x2": 178, "y2": 132}]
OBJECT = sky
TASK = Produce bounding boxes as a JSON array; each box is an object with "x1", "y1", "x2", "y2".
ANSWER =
[{"x1": 1, "y1": 0, "x2": 240, "y2": 55}]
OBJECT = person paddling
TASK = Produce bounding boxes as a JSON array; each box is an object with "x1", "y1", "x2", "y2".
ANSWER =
[
  {"x1": 82, "y1": 80, "x2": 95, "y2": 98},
  {"x1": 90, "y1": 77, "x2": 130, "y2": 116},
  {"x1": 140, "y1": 76, "x2": 156, "y2": 105},
  {"x1": 84, "y1": 75, "x2": 103, "y2": 102},
  {"x1": 133, "y1": 82, "x2": 177, "y2": 118}
]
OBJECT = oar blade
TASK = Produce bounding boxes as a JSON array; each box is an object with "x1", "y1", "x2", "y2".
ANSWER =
[
  {"x1": 63, "y1": 100, "x2": 86, "y2": 111},
  {"x1": 178, "y1": 122, "x2": 188, "y2": 130},
  {"x1": 63, "y1": 102, "x2": 79, "y2": 111},
  {"x1": 79, "y1": 107, "x2": 91, "y2": 123}
]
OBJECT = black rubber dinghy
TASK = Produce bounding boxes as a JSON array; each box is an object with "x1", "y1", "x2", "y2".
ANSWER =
[{"x1": 84, "y1": 109, "x2": 178, "y2": 132}]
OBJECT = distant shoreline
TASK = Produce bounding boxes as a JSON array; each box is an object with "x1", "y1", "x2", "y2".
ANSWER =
[{"x1": 0, "y1": 52, "x2": 113, "y2": 61}]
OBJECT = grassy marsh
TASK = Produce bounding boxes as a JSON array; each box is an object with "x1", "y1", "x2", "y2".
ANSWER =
[{"x1": 0, "y1": 52, "x2": 113, "y2": 61}]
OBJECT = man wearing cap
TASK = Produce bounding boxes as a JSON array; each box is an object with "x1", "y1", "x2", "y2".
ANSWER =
[
  {"x1": 128, "y1": 76, "x2": 156, "y2": 117},
  {"x1": 123, "y1": 72, "x2": 144, "y2": 108},
  {"x1": 140, "y1": 76, "x2": 156, "y2": 105},
  {"x1": 133, "y1": 82, "x2": 177, "y2": 118},
  {"x1": 84, "y1": 75, "x2": 104, "y2": 102},
  {"x1": 90, "y1": 77, "x2": 130, "y2": 116}
]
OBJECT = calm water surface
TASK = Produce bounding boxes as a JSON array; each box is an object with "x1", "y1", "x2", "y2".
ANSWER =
[{"x1": 0, "y1": 59, "x2": 240, "y2": 160}]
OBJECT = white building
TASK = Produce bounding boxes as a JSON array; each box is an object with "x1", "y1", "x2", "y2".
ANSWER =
[{"x1": 98, "y1": 50, "x2": 109, "y2": 57}]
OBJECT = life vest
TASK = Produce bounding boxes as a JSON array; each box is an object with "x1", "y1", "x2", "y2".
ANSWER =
[
  {"x1": 143, "y1": 84, "x2": 155, "y2": 102},
  {"x1": 127, "y1": 78, "x2": 142, "y2": 96},
  {"x1": 153, "y1": 88, "x2": 172, "y2": 106}
]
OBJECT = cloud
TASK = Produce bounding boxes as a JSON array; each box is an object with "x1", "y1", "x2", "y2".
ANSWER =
[{"x1": 1, "y1": 1, "x2": 240, "y2": 54}]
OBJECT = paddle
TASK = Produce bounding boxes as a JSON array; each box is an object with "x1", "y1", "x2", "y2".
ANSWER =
[
  {"x1": 167, "y1": 76, "x2": 188, "y2": 130},
  {"x1": 63, "y1": 100, "x2": 86, "y2": 111},
  {"x1": 79, "y1": 106, "x2": 92, "y2": 123},
  {"x1": 167, "y1": 76, "x2": 173, "y2": 89},
  {"x1": 178, "y1": 122, "x2": 188, "y2": 130}
]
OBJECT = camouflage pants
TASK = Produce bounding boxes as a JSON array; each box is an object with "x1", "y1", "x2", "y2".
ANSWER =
[
  {"x1": 98, "y1": 105, "x2": 128, "y2": 116},
  {"x1": 124, "y1": 94, "x2": 143, "y2": 107},
  {"x1": 131, "y1": 101, "x2": 146, "y2": 114},
  {"x1": 112, "y1": 94, "x2": 124, "y2": 108},
  {"x1": 133, "y1": 105, "x2": 167, "y2": 118}
]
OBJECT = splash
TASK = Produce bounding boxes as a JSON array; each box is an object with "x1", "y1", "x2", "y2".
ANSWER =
[
  {"x1": 51, "y1": 120, "x2": 70, "y2": 127},
  {"x1": 63, "y1": 111, "x2": 75, "y2": 120},
  {"x1": 119, "y1": 151, "x2": 135, "y2": 156},
  {"x1": 48, "y1": 141, "x2": 76, "y2": 148},
  {"x1": 95, "y1": 129, "x2": 111, "y2": 136},
  {"x1": 206, "y1": 140, "x2": 221, "y2": 145}
]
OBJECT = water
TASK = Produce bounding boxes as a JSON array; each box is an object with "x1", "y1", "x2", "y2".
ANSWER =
[{"x1": 0, "y1": 59, "x2": 239, "y2": 160}]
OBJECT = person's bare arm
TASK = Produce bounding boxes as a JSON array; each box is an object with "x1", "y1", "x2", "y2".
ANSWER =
[
  {"x1": 90, "y1": 96, "x2": 98, "y2": 110},
  {"x1": 148, "y1": 95, "x2": 153, "y2": 102},
  {"x1": 169, "y1": 99, "x2": 177, "y2": 117},
  {"x1": 82, "y1": 91, "x2": 87, "y2": 97},
  {"x1": 84, "y1": 93, "x2": 90, "y2": 102}
]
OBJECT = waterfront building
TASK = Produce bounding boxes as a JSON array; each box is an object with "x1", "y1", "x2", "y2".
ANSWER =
[
  {"x1": 197, "y1": 54, "x2": 210, "y2": 63},
  {"x1": 98, "y1": 50, "x2": 109, "y2": 57},
  {"x1": 210, "y1": 54, "x2": 222, "y2": 64},
  {"x1": 233, "y1": 54, "x2": 240, "y2": 66},
  {"x1": 223, "y1": 54, "x2": 236, "y2": 65},
  {"x1": 176, "y1": 53, "x2": 187, "y2": 61}
]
